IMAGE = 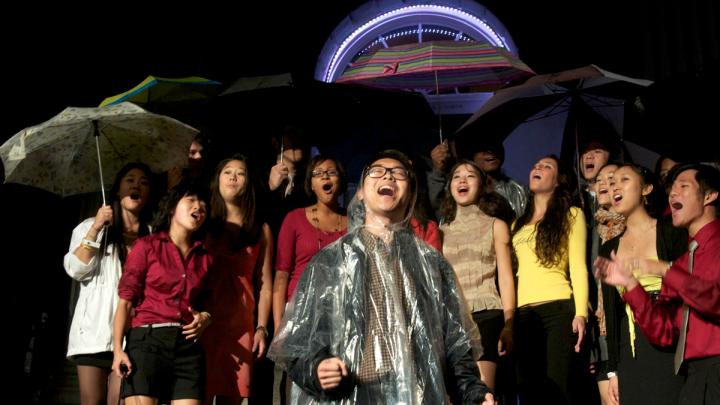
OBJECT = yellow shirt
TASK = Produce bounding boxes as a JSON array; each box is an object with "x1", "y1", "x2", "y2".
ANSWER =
[{"x1": 513, "y1": 206, "x2": 588, "y2": 318}]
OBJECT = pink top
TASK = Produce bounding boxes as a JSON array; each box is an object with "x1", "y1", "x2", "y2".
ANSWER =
[
  {"x1": 119, "y1": 232, "x2": 212, "y2": 328},
  {"x1": 276, "y1": 207, "x2": 346, "y2": 299}
]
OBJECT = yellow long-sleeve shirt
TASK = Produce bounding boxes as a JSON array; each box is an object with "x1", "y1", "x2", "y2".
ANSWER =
[{"x1": 513, "y1": 206, "x2": 588, "y2": 318}]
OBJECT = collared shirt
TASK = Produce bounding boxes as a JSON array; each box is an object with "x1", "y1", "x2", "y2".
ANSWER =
[
  {"x1": 356, "y1": 229, "x2": 410, "y2": 383},
  {"x1": 119, "y1": 231, "x2": 212, "y2": 328},
  {"x1": 624, "y1": 219, "x2": 720, "y2": 361}
]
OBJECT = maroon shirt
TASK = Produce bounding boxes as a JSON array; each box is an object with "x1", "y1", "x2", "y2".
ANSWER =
[
  {"x1": 624, "y1": 219, "x2": 720, "y2": 361},
  {"x1": 276, "y1": 208, "x2": 346, "y2": 299},
  {"x1": 119, "y1": 231, "x2": 212, "y2": 328}
]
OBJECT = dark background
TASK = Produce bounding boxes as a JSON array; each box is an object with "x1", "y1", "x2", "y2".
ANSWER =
[
  {"x1": 2, "y1": 0, "x2": 719, "y2": 153},
  {"x1": 2, "y1": 1, "x2": 718, "y2": 402}
]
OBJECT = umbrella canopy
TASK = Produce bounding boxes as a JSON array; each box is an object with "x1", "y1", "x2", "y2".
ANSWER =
[
  {"x1": 1, "y1": 102, "x2": 198, "y2": 197},
  {"x1": 336, "y1": 40, "x2": 535, "y2": 92},
  {"x1": 211, "y1": 72, "x2": 437, "y2": 184},
  {"x1": 220, "y1": 72, "x2": 294, "y2": 94},
  {"x1": 212, "y1": 72, "x2": 435, "y2": 148},
  {"x1": 454, "y1": 65, "x2": 653, "y2": 183},
  {"x1": 99, "y1": 75, "x2": 222, "y2": 107}
]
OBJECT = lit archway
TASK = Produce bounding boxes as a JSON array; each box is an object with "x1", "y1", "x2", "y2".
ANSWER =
[{"x1": 316, "y1": 0, "x2": 518, "y2": 85}]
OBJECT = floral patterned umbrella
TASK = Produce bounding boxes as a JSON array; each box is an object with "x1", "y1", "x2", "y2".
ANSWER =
[{"x1": 0, "y1": 102, "x2": 198, "y2": 199}]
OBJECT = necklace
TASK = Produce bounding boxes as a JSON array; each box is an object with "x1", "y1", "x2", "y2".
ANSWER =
[{"x1": 311, "y1": 205, "x2": 342, "y2": 250}]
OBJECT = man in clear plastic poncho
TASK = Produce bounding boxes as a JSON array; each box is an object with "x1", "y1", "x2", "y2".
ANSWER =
[{"x1": 268, "y1": 150, "x2": 494, "y2": 404}]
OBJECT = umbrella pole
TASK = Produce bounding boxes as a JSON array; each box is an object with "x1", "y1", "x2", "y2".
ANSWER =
[
  {"x1": 435, "y1": 71, "x2": 443, "y2": 143},
  {"x1": 280, "y1": 137, "x2": 284, "y2": 165},
  {"x1": 573, "y1": 118, "x2": 586, "y2": 208},
  {"x1": 93, "y1": 120, "x2": 107, "y2": 206}
]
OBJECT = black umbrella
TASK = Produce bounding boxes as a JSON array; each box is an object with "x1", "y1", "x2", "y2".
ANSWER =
[
  {"x1": 210, "y1": 72, "x2": 436, "y2": 159},
  {"x1": 453, "y1": 65, "x2": 653, "y2": 183}
]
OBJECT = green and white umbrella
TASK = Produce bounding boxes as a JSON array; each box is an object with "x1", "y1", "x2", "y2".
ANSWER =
[
  {"x1": 99, "y1": 75, "x2": 221, "y2": 108},
  {"x1": 1, "y1": 102, "x2": 198, "y2": 201}
]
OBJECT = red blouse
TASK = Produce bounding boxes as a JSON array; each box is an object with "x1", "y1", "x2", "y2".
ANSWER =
[{"x1": 119, "y1": 232, "x2": 212, "y2": 328}]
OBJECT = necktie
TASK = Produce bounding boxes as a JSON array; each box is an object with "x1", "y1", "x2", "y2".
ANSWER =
[{"x1": 674, "y1": 239, "x2": 699, "y2": 374}]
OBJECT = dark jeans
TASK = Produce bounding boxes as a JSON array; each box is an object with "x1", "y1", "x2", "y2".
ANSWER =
[{"x1": 515, "y1": 299, "x2": 576, "y2": 405}]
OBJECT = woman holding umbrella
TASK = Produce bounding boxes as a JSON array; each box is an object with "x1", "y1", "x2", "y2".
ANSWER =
[
  {"x1": 272, "y1": 154, "x2": 348, "y2": 328},
  {"x1": 63, "y1": 162, "x2": 154, "y2": 405}
]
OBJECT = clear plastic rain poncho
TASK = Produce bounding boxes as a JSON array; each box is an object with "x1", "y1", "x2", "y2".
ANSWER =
[{"x1": 268, "y1": 196, "x2": 488, "y2": 404}]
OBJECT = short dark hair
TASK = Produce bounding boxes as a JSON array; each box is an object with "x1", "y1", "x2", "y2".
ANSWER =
[
  {"x1": 152, "y1": 179, "x2": 209, "y2": 234},
  {"x1": 669, "y1": 163, "x2": 720, "y2": 209},
  {"x1": 361, "y1": 149, "x2": 418, "y2": 221},
  {"x1": 471, "y1": 142, "x2": 505, "y2": 165},
  {"x1": 272, "y1": 125, "x2": 308, "y2": 151},
  {"x1": 304, "y1": 155, "x2": 347, "y2": 201}
]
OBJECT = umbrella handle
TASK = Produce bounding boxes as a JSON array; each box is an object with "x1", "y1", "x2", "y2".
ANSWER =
[{"x1": 93, "y1": 120, "x2": 107, "y2": 206}]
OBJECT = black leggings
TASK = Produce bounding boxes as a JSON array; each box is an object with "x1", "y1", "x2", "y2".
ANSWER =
[{"x1": 515, "y1": 299, "x2": 577, "y2": 405}]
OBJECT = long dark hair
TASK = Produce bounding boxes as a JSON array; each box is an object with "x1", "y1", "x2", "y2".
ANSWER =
[
  {"x1": 440, "y1": 160, "x2": 489, "y2": 223},
  {"x1": 616, "y1": 162, "x2": 665, "y2": 218},
  {"x1": 208, "y1": 154, "x2": 262, "y2": 248},
  {"x1": 512, "y1": 155, "x2": 576, "y2": 267},
  {"x1": 103, "y1": 162, "x2": 154, "y2": 265}
]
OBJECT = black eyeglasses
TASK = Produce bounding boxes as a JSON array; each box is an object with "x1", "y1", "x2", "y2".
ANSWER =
[
  {"x1": 366, "y1": 165, "x2": 409, "y2": 180},
  {"x1": 311, "y1": 169, "x2": 340, "y2": 178}
]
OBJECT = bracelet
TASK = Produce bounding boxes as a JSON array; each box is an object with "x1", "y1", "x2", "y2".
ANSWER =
[
  {"x1": 607, "y1": 371, "x2": 617, "y2": 379},
  {"x1": 79, "y1": 243, "x2": 97, "y2": 252},
  {"x1": 255, "y1": 325, "x2": 268, "y2": 338},
  {"x1": 82, "y1": 238, "x2": 101, "y2": 249}
]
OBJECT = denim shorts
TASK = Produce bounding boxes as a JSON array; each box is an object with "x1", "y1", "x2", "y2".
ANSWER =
[{"x1": 120, "y1": 325, "x2": 205, "y2": 401}]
